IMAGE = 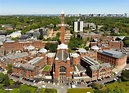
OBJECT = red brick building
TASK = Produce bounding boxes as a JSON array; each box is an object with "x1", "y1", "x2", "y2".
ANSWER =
[
  {"x1": 90, "y1": 36, "x2": 123, "y2": 50},
  {"x1": 53, "y1": 44, "x2": 73, "y2": 83},
  {"x1": 81, "y1": 57, "x2": 112, "y2": 79},
  {"x1": 3, "y1": 40, "x2": 57, "y2": 53},
  {"x1": 97, "y1": 50, "x2": 127, "y2": 67},
  {"x1": 13, "y1": 57, "x2": 44, "y2": 79},
  {"x1": 77, "y1": 48, "x2": 97, "y2": 60},
  {"x1": 89, "y1": 63, "x2": 112, "y2": 80},
  {"x1": 2, "y1": 11, "x2": 127, "y2": 83}
]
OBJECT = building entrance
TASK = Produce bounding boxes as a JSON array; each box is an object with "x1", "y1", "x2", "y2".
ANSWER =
[{"x1": 59, "y1": 66, "x2": 66, "y2": 83}]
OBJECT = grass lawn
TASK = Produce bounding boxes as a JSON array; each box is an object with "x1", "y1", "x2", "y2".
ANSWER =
[
  {"x1": 9, "y1": 88, "x2": 20, "y2": 93},
  {"x1": 67, "y1": 88, "x2": 94, "y2": 93},
  {"x1": 40, "y1": 88, "x2": 57, "y2": 93},
  {"x1": 43, "y1": 65, "x2": 51, "y2": 71},
  {"x1": 10, "y1": 79, "x2": 15, "y2": 85},
  {"x1": 104, "y1": 81, "x2": 129, "y2": 93},
  {"x1": 67, "y1": 81, "x2": 129, "y2": 93},
  {"x1": 20, "y1": 84, "x2": 38, "y2": 93},
  {"x1": 39, "y1": 88, "x2": 45, "y2": 93}
]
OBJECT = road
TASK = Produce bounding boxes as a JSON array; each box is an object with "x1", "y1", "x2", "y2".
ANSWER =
[
  {"x1": 9, "y1": 75, "x2": 69, "y2": 93},
  {"x1": 7, "y1": 64, "x2": 129, "y2": 93}
]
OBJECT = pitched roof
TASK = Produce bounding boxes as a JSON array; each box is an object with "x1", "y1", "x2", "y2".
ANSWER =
[
  {"x1": 56, "y1": 50, "x2": 69, "y2": 61},
  {"x1": 90, "y1": 63, "x2": 111, "y2": 71}
]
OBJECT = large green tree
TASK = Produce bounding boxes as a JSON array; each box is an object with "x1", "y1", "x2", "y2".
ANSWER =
[
  {"x1": 121, "y1": 70, "x2": 129, "y2": 81},
  {"x1": 7, "y1": 64, "x2": 12, "y2": 74},
  {"x1": 3, "y1": 74, "x2": 10, "y2": 86},
  {"x1": 123, "y1": 37, "x2": 129, "y2": 47},
  {"x1": 0, "y1": 73, "x2": 4, "y2": 83},
  {"x1": 68, "y1": 36, "x2": 85, "y2": 50},
  {"x1": 45, "y1": 43, "x2": 58, "y2": 52}
]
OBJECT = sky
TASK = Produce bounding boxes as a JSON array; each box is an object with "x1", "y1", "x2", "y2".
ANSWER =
[{"x1": 0, "y1": 0, "x2": 129, "y2": 15}]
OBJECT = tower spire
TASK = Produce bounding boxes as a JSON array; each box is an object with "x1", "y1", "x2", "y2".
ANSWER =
[{"x1": 61, "y1": 10, "x2": 65, "y2": 43}]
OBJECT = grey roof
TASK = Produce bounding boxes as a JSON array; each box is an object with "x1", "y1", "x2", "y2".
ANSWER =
[
  {"x1": 32, "y1": 31, "x2": 40, "y2": 37},
  {"x1": 23, "y1": 63, "x2": 35, "y2": 70},
  {"x1": 0, "y1": 35, "x2": 6, "y2": 42},
  {"x1": 5, "y1": 40, "x2": 15, "y2": 43},
  {"x1": 101, "y1": 50, "x2": 126, "y2": 58},
  {"x1": 14, "y1": 62, "x2": 22, "y2": 68},
  {"x1": 28, "y1": 57, "x2": 43, "y2": 65},
  {"x1": 46, "y1": 53, "x2": 55, "y2": 58},
  {"x1": 39, "y1": 48, "x2": 47, "y2": 53},
  {"x1": 30, "y1": 51, "x2": 38, "y2": 55},
  {"x1": 90, "y1": 63, "x2": 111, "y2": 71},
  {"x1": 70, "y1": 53, "x2": 79, "y2": 58},
  {"x1": 82, "y1": 56, "x2": 99, "y2": 66},
  {"x1": 77, "y1": 48, "x2": 87, "y2": 53},
  {"x1": 6, "y1": 52, "x2": 28, "y2": 59},
  {"x1": 56, "y1": 50, "x2": 69, "y2": 62},
  {"x1": 14, "y1": 63, "x2": 35, "y2": 70},
  {"x1": 0, "y1": 57, "x2": 9, "y2": 63}
]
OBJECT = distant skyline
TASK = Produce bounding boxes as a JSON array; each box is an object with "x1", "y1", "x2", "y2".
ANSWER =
[{"x1": 0, "y1": 0, "x2": 129, "y2": 15}]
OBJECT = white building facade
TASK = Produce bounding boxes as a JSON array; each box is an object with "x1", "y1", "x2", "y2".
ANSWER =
[{"x1": 74, "y1": 21, "x2": 83, "y2": 32}]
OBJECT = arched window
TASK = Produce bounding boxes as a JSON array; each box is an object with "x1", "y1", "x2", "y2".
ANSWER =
[{"x1": 60, "y1": 66, "x2": 66, "y2": 72}]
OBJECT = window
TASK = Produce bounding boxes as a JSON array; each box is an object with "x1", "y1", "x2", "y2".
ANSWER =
[{"x1": 60, "y1": 66, "x2": 66, "y2": 72}]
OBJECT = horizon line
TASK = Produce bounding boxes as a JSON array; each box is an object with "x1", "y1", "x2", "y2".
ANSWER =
[{"x1": 0, "y1": 13, "x2": 127, "y2": 16}]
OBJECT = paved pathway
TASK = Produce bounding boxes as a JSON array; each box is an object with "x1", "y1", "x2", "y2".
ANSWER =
[{"x1": 8, "y1": 64, "x2": 129, "y2": 93}]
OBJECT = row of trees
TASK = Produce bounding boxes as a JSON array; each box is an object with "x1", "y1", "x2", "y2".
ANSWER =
[
  {"x1": 84, "y1": 17, "x2": 129, "y2": 35},
  {"x1": 0, "y1": 16, "x2": 61, "y2": 34},
  {"x1": 1, "y1": 15, "x2": 129, "y2": 35}
]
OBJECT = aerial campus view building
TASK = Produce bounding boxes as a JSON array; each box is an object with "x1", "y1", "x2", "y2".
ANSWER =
[{"x1": 0, "y1": 11, "x2": 127, "y2": 84}]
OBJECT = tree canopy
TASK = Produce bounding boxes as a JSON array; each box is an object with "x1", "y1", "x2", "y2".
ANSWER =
[
  {"x1": 68, "y1": 36, "x2": 85, "y2": 50},
  {"x1": 45, "y1": 43, "x2": 58, "y2": 52},
  {"x1": 121, "y1": 70, "x2": 129, "y2": 81},
  {"x1": 123, "y1": 37, "x2": 129, "y2": 47},
  {"x1": 7, "y1": 64, "x2": 12, "y2": 74}
]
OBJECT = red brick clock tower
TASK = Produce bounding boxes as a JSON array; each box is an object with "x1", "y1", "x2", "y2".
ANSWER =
[{"x1": 53, "y1": 11, "x2": 73, "y2": 83}]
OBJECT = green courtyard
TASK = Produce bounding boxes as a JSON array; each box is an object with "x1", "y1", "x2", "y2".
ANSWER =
[{"x1": 43, "y1": 65, "x2": 51, "y2": 71}]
